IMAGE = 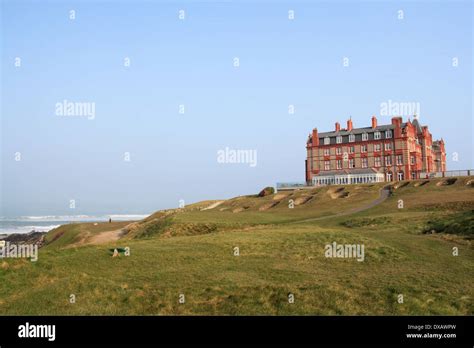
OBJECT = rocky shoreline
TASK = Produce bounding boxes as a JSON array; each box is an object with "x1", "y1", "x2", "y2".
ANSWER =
[{"x1": 0, "y1": 231, "x2": 47, "y2": 247}]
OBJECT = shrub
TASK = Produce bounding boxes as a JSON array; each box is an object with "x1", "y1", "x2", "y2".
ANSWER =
[
  {"x1": 423, "y1": 210, "x2": 474, "y2": 239},
  {"x1": 258, "y1": 187, "x2": 275, "y2": 197}
]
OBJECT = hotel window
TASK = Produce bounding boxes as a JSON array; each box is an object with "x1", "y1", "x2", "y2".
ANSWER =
[
  {"x1": 324, "y1": 137, "x2": 330, "y2": 145},
  {"x1": 396, "y1": 155, "x2": 403, "y2": 165},
  {"x1": 385, "y1": 155, "x2": 392, "y2": 166},
  {"x1": 385, "y1": 130, "x2": 392, "y2": 138},
  {"x1": 411, "y1": 155, "x2": 415, "y2": 165},
  {"x1": 362, "y1": 133, "x2": 368, "y2": 141},
  {"x1": 349, "y1": 158, "x2": 355, "y2": 168},
  {"x1": 349, "y1": 134, "x2": 355, "y2": 142},
  {"x1": 384, "y1": 142, "x2": 392, "y2": 151},
  {"x1": 336, "y1": 147, "x2": 342, "y2": 155},
  {"x1": 349, "y1": 146, "x2": 355, "y2": 154},
  {"x1": 336, "y1": 135, "x2": 342, "y2": 144},
  {"x1": 362, "y1": 157, "x2": 368, "y2": 168},
  {"x1": 374, "y1": 131, "x2": 381, "y2": 140},
  {"x1": 337, "y1": 159, "x2": 342, "y2": 169},
  {"x1": 375, "y1": 156, "x2": 381, "y2": 167},
  {"x1": 324, "y1": 160, "x2": 330, "y2": 170},
  {"x1": 361, "y1": 144, "x2": 367, "y2": 153},
  {"x1": 374, "y1": 143, "x2": 381, "y2": 152},
  {"x1": 324, "y1": 148, "x2": 330, "y2": 156}
]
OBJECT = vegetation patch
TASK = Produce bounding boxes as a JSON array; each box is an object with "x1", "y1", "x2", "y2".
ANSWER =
[
  {"x1": 423, "y1": 210, "x2": 474, "y2": 239},
  {"x1": 259, "y1": 202, "x2": 280, "y2": 211},
  {"x1": 437, "y1": 178, "x2": 457, "y2": 186},
  {"x1": 273, "y1": 193, "x2": 288, "y2": 201},
  {"x1": 3, "y1": 177, "x2": 473, "y2": 315},
  {"x1": 416, "y1": 201, "x2": 474, "y2": 212},
  {"x1": 340, "y1": 216, "x2": 392, "y2": 228},
  {"x1": 258, "y1": 187, "x2": 275, "y2": 197},
  {"x1": 327, "y1": 187, "x2": 349, "y2": 199},
  {"x1": 294, "y1": 196, "x2": 313, "y2": 205},
  {"x1": 160, "y1": 222, "x2": 220, "y2": 238},
  {"x1": 393, "y1": 182, "x2": 410, "y2": 189},
  {"x1": 44, "y1": 225, "x2": 82, "y2": 249},
  {"x1": 131, "y1": 216, "x2": 175, "y2": 239},
  {"x1": 232, "y1": 206, "x2": 250, "y2": 213}
]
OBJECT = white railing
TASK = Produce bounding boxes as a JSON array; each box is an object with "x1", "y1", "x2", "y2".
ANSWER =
[
  {"x1": 276, "y1": 182, "x2": 312, "y2": 191},
  {"x1": 419, "y1": 170, "x2": 473, "y2": 178}
]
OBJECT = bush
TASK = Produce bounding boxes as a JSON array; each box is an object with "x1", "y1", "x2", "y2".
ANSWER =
[
  {"x1": 340, "y1": 217, "x2": 391, "y2": 228},
  {"x1": 135, "y1": 216, "x2": 174, "y2": 238},
  {"x1": 423, "y1": 210, "x2": 474, "y2": 239},
  {"x1": 258, "y1": 187, "x2": 275, "y2": 197}
]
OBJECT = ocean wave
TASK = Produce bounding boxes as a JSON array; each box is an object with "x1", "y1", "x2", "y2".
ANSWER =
[
  {"x1": 21, "y1": 215, "x2": 90, "y2": 220},
  {"x1": 0, "y1": 214, "x2": 149, "y2": 222},
  {"x1": 0, "y1": 214, "x2": 150, "y2": 235},
  {"x1": 108, "y1": 214, "x2": 150, "y2": 219},
  {"x1": 0, "y1": 225, "x2": 61, "y2": 234}
]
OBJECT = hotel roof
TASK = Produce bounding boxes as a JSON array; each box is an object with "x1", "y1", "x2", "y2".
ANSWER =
[
  {"x1": 313, "y1": 123, "x2": 408, "y2": 145},
  {"x1": 317, "y1": 123, "x2": 405, "y2": 138}
]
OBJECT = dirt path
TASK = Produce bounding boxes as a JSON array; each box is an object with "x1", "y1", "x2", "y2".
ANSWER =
[
  {"x1": 290, "y1": 187, "x2": 391, "y2": 224},
  {"x1": 88, "y1": 229, "x2": 124, "y2": 244},
  {"x1": 201, "y1": 201, "x2": 224, "y2": 211},
  {"x1": 66, "y1": 228, "x2": 127, "y2": 248}
]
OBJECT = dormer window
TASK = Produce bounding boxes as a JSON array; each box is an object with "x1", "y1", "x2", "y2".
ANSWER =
[
  {"x1": 324, "y1": 137, "x2": 330, "y2": 145},
  {"x1": 385, "y1": 130, "x2": 392, "y2": 139},
  {"x1": 348, "y1": 134, "x2": 355, "y2": 142},
  {"x1": 374, "y1": 131, "x2": 381, "y2": 140},
  {"x1": 336, "y1": 135, "x2": 342, "y2": 144},
  {"x1": 362, "y1": 133, "x2": 368, "y2": 141}
]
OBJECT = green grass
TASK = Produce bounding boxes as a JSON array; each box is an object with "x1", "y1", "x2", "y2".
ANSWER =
[
  {"x1": 45, "y1": 221, "x2": 131, "y2": 249},
  {"x1": 0, "y1": 177, "x2": 473, "y2": 315},
  {"x1": 422, "y1": 210, "x2": 474, "y2": 239},
  {"x1": 339, "y1": 216, "x2": 392, "y2": 228}
]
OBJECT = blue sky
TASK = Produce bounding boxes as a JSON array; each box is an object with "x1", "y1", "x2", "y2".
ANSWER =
[{"x1": 1, "y1": 0, "x2": 472, "y2": 216}]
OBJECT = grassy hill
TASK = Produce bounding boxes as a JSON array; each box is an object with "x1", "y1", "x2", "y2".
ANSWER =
[{"x1": 0, "y1": 177, "x2": 472, "y2": 315}]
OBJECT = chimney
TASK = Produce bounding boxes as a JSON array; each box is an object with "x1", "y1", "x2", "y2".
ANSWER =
[
  {"x1": 312, "y1": 128, "x2": 319, "y2": 146},
  {"x1": 392, "y1": 117, "x2": 402, "y2": 137},
  {"x1": 391, "y1": 116, "x2": 402, "y2": 126},
  {"x1": 347, "y1": 118, "x2": 353, "y2": 131},
  {"x1": 335, "y1": 122, "x2": 340, "y2": 132},
  {"x1": 371, "y1": 115, "x2": 377, "y2": 129}
]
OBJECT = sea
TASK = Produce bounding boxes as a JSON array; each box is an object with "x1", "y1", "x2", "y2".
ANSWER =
[{"x1": 0, "y1": 214, "x2": 150, "y2": 235}]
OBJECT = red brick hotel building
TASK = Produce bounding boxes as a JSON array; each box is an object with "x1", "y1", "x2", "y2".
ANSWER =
[{"x1": 305, "y1": 116, "x2": 446, "y2": 186}]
